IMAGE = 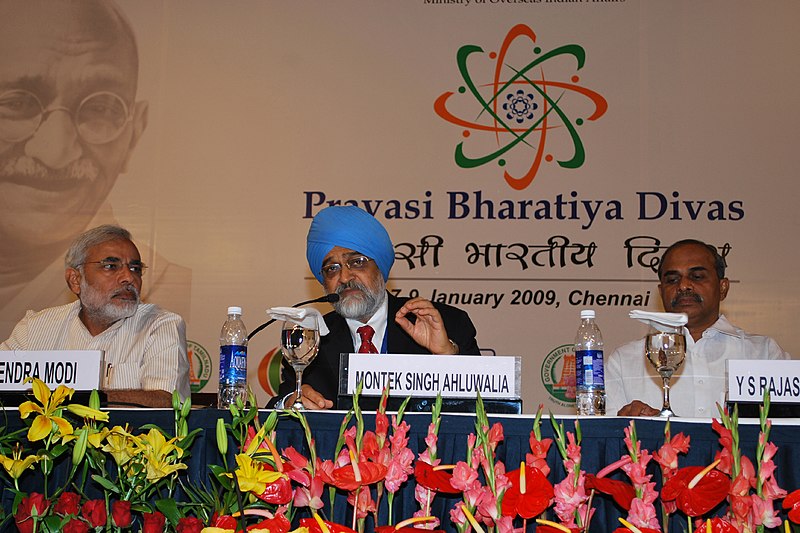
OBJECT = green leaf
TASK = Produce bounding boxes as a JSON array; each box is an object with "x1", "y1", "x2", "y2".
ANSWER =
[
  {"x1": 155, "y1": 498, "x2": 181, "y2": 526},
  {"x1": 91, "y1": 473, "x2": 121, "y2": 494}
]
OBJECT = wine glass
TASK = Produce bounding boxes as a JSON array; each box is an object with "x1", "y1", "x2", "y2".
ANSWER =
[
  {"x1": 280, "y1": 314, "x2": 321, "y2": 410},
  {"x1": 645, "y1": 327, "x2": 686, "y2": 417}
]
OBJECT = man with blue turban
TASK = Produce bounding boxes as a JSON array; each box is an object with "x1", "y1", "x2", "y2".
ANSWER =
[{"x1": 272, "y1": 205, "x2": 480, "y2": 410}]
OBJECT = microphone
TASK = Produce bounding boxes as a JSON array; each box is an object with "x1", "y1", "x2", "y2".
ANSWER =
[{"x1": 247, "y1": 293, "x2": 339, "y2": 341}]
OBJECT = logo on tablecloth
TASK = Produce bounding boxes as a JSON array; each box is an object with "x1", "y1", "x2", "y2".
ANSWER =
[
  {"x1": 188, "y1": 340, "x2": 212, "y2": 393},
  {"x1": 541, "y1": 343, "x2": 576, "y2": 408},
  {"x1": 434, "y1": 24, "x2": 608, "y2": 191}
]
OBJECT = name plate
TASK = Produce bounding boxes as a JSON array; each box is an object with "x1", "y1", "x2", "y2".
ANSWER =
[
  {"x1": 727, "y1": 359, "x2": 800, "y2": 403},
  {"x1": 339, "y1": 353, "x2": 521, "y2": 399},
  {"x1": 0, "y1": 350, "x2": 104, "y2": 391}
]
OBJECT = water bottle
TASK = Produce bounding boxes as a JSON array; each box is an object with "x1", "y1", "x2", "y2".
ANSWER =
[
  {"x1": 574, "y1": 309, "x2": 606, "y2": 415},
  {"x1": 218, "y1": 306, "x2": 248, "y2": 409}
]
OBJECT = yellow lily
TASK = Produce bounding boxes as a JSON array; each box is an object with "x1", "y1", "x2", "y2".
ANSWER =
[
  {"x1": 0, "y1": 445, "x2": 40, "y2": 479},
  {"x1": 224, "y1": 453, "x2": 283, "y2": 494},
  {"x1": 102, "y1": 426, "x2": 139, "y2": 466},
  {"x1": 137, "y1": 428, "x2": 187, "y2": 482},
  {"x1": 18, "y1": 378, "x2": 75, "y2": 441},
  {"x1": 66, "y1": 403, "x2": 110, "y2": 422}
]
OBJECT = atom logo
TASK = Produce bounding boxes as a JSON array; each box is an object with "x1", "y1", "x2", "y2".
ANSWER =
[
  {"x1": 434, "y1": 25, "x2": 608, "y2": 191},
  {"x1": 504, "y1": 90, "x2": 538, "y2": 124}
]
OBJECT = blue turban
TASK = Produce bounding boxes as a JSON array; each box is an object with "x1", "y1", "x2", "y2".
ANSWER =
[{"x1": 306, "y1": 205, "x2": 395, "y2": 284}]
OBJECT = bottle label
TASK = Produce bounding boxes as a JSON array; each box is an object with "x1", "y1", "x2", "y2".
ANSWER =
[
  {"x1": 575, "y1": 349, "x2": 604, "y2": 388},
  {"x1": 219, "y1": 344, "x2": 247, "y2": 384}
]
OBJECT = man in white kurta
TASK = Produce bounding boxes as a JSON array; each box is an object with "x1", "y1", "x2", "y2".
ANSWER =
[
  {"x1": 606, "y1": 314, "x2": 787, "y2": 417},
  {"x1": 606, "y1": 239, "x2": 789, "y2": 417},
  {"x1": 1, "y1": 225, "x2": 190, "y2": 400}
]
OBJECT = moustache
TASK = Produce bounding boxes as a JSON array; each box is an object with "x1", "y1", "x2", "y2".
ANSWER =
[
  {"x1": 112, "y1": 284, "x2": 140, "y2": 300},
  {"x1": 671, "y1": 290, "x2": 702, "y2": 307},
  {"x1": 1, "y1": 152, "x2": 99, "y2": 184},
  {"x1": 335, "y1": 280, "x2": 368, "y2": 296}
]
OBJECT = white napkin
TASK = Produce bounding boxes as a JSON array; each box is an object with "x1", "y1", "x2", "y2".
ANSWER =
[
  {"x1": 266, "y1": 307, "x2": 329, "y2": 336},
  {"x1": 629, "y1": 309, "x2": 688, "y2": 332}
]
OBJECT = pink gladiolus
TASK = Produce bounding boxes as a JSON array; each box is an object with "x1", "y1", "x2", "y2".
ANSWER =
[
  {"x1": 565, "y1": 433, "x2": 581, "y2": 466},
  {"x1": 390, "y1": 419, "x2": 411, "y2": 451},
  {"x1": 385, "y1": 447, "x2": 414, "y2": 493},
  {"x1": 487, "y1": 422, "x2": 504, "y2": 451},
  {"x1": 451, "y1": 461, "x2": 480, "y2": 491},
  {"x1": 527, "y1": 436, "x2": 553, "y2": 477},
  {"x1": 627, "y1": 498, "x2": 660, "y2": 530},
  {"x1": 294, "y1": 475, "x2": 325, "y2": 510},
  {"x1": 347, "y1": 487, "x2": 376, "y2": 519},
  {"x1": 749, "y1": 494, "x2": 781, "y2": 529}
]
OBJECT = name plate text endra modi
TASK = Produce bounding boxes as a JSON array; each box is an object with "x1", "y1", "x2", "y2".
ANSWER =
[
  {"x1": 339, "y1": 353, "x2": 521, "y2": 399},
  {"x1": 727, "y1": 359, "x2": 800, "y2": 403},
  {"x1": 0, "y1": 350, "x2": 104, "y2": 391}
]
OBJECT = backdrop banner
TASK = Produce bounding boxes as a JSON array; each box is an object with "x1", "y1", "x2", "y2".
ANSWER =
[{"x1": 2, "y1": 1, "x2": 797, "y2": 412}]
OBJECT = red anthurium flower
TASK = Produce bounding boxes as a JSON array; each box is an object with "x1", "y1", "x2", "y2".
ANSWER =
[
  {"x1": 319, "y1": 461, "x2": 387, "y2": 491},
  {"x1": 501, "y1": 464, "x2": 554, "y2": 518},
  {"x1": 585, "y1": 474, "x2": 637, "y2": 511},
  {"x1": 613, "y1": 528, "x2": 660, "y2": 533},
  {"x1": 250, "y1": 514, "x2": 291, "y2": 533},
  {"x1": 701, "y1": 517, "x2": 740, "y2": 533},
  {"x1": 212, "y1": 514, "x2": 239, "y2": 529},
  {"x1": 661, "y1": 464, "x2": 730, "y2": 517},
  {"x1": 299, "y1": 517, "x2": 358, "y2": 533},
  {"x1": 254, "y1": 475, "x2": 293, "y2": 504},
  {"x1": 535, "y1": 524, "x2": 581, "y2": 533},
  {"x1": 783, "y1": 488, "x2": 800, "y2": 523},
  {"x1": 414, "y1": 461, "x2": 461, "y2": 494}
]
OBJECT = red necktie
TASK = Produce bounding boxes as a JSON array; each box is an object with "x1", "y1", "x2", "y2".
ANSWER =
[{"x1": 357, "y1": 325, "x2": 379, "y2": 354}]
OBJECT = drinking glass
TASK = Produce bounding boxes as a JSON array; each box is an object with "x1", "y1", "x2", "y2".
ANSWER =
[
  {"x1": 280, "y1": 314, "x2": 321, "y2": 410},
  {"x1": 644, "y1": 328, "x2": 686, "y2": 417}
]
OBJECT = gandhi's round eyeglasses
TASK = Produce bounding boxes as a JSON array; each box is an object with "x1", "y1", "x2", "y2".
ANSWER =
[
  {"x1": 320, "y1": 255, "x2": 374, "y2": 280},
  {"x1": 80, "y1": 260, "x2": 148, "y2": 277},
  {"x1": 0, "y1": 89, "x2": 132, "y2": 145}
]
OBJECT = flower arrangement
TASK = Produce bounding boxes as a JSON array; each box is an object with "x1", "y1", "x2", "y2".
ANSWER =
[{"x1": 2, "y1": 382, "x2": 800, "y2": 533}]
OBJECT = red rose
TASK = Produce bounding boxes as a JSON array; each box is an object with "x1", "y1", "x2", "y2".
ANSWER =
[
  {"x1": 15, "y1": 493, "x2": 50, "y2": 533},
  {"x1": 63, "y1": 517, "x2": 90, "y2": 533},
  {"x1": 176, "y1": 516, "x2": 204, "y2": 533},
  {"x1": 111, "y1": 500, "x2": 132, "y2": 528},
  {"x1": 143, "y1": 511, "x2": 167, "y2": 533},
  {"x1": 54, "y1": 491, "x2": 82, "y2": 516},
  {"x1": 81, "y1": 499, "x2": 107, "y2": 528}
]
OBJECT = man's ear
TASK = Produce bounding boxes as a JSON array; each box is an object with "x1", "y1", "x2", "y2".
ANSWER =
[
  {"x1": 66, "y1": 268, "x2": 82, "y2": 296},
  {"x1": 719, "y1": 277, "x2": 730, "y2": 302}
]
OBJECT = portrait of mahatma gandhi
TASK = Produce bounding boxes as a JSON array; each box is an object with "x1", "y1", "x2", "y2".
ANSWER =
[{"x1": 0, "y1": 0, "x2": 190, "y2": 337}]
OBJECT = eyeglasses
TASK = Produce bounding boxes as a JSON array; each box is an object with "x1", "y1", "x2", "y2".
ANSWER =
[
  {"x1": 0, "y1": 89, "x2": 132, "y2": 145},
  {"x1": 320, "y1": 255, "x2": 374, "y2": 280},
  {"x1": 80, "y1": 260, "x2": 148, "y2": 276}
]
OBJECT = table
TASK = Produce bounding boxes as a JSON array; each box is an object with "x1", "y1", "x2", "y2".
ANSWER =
[{"x1": 3, "y1": 408, "x2": 799, "y2": 532}]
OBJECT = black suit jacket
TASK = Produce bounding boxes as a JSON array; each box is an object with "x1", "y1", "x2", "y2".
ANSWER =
[{"x1": 268, "y1": 293, "x2": 479, "y2": 407}]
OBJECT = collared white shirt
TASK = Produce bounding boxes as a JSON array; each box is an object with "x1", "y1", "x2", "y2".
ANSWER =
[
  {"x1": 345, "y1": 297, "x2": 388, "y2": 353},
  {"x1": 606, "y1": 315, "x2": 789, "y2": 418},
  {"x1": 1, "y1": 300, "x2": 190, "y2": 400}
]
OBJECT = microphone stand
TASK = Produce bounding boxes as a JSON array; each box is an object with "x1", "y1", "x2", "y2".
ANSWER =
[{"x1": 247, "y1": 294, "x2": 339, "y2": 341}]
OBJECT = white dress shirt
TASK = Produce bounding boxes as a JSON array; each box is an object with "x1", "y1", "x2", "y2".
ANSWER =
[
  {"x1": 605, "y1": 315, "x2": 789, "y2": 418},
  {"x1": 1, "y1": 300, "x2": 190, "y2": 400}
]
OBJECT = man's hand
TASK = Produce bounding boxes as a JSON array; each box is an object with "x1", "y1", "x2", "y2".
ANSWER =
[
  {"x1": 284, "y1": 384, "x2": 333, "y2": 410},
  {"x1": 617, "y1": 400, "x2": 660, "y2": 417},
  {"x1": 395, "y1": 297, "x2": 456, "y2": 354}
]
